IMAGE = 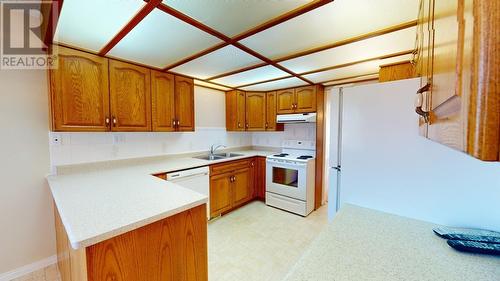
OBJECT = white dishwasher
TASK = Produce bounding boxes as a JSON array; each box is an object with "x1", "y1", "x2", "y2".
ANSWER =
[{"x1": 166, "y1": 166, "x2": 210, "y2": 219}]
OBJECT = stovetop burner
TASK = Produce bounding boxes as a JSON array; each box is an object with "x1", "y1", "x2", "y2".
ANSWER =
[
  {"x1": 273, "y1": 153, "x2": 289, "y2": 157},
  {"x1": 297, "y1": 155, "x2": 313, "y2": 160}
]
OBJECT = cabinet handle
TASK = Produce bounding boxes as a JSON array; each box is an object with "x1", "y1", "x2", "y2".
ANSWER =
[
  {"x1": 238, "y1": 122, "x2": 241, "y2": 128},
  {"x1": 112, "y1": 117, "x2": 117, "y2": 127},
  {"x1": 105, "y1": 117, "x2": 110, "y2": 126},
  {"x1": 251, "y1": 162, "x2": 254, "y2": 167},
  {"x1": 233, "y1": 175, "x2": 236, "y2": 182},
  {"x1": 176, "y1": 120, "x2": 180, "y2": 126},
  {"x1": 415, "y1": 83, "x2": 431, "y2": 123},
  {"x1": 245, "y1": 123, "x2": 249, "y2": 129},
  {"x1": 265, "y1": 123, "x2": 268, "y2": 128},
  {"x1": 172, "y1": 119, "x2": 176, "y2": 127}
]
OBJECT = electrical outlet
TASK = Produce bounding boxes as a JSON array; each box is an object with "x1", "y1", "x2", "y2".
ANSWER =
[{"x1": 50, "y1": 133, "x2": 62, "y2": 146}]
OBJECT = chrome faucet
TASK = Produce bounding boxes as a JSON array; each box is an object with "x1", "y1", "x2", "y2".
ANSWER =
[{"x1": 210, "y1": 144, "x2": 227, "y2": 156}]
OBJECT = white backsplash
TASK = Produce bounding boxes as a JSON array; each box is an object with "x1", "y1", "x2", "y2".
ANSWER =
[
  {"x1": 49, "y1": 127, "x2": 251, "y2": 167},
  {"x1": 49, "y1": 123, "x2": 315, "y2": 167},
  {"x1": 252, "y1": 123, "x2": 316, "y2": 148}
]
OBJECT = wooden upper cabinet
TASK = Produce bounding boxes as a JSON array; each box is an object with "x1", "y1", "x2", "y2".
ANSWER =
[
  {"x1": 174, "y1": 76, "x2": 195, "y2": 131},
  {"x1": 109, "y1": 60, "x2": 151, "y2": 131},
  {"x1": 265, "y1": 91, "x2": 278, "y2": 131},
  {"x1": 245, "y1": 92, "x2": 266, "y2": 131},
  {"x1": 379, "y1": 61, "x2": 416, "y2": 82},
  {"x1": 50, "y1": 47, "x2": 110, "y2": 132},
  {"x1": 226, "y1": 90, "x2": 246, "y2": 131},
  {"x1": 151, "y1": 71, "x2": 175, "y2": 132},
  {"x1": 276, "y1": 89, "x2": 296, "y2": 114},
  {"x1": 295, "y1": 86, "x2": 316, "y2": 113},
  {"x1": 416, "y1": 0, "x2": 500, "y2": 161}
]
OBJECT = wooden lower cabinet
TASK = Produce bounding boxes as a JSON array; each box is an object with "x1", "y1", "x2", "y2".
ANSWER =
[
  {"x1": 209, "y1": 172, "x2": 233, "y2": 217},
  {"x1": 209, "y1": 158, "x2": 264, "y2": 218},
  {"x1": 254, "y1": 157, "x2": 267, "y2": 200},
  {"x1": 55, "y1": 205, "x2": 208, "y2": 281}
]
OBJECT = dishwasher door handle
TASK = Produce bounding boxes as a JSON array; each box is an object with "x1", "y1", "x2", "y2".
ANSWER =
[{"x1": 166, "y1": 172, "x2": 208, "y2": 181}]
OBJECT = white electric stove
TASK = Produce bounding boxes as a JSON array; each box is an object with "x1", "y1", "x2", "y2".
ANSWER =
[{"x1": 266, "y1": 140, "x2": 316, "y2": 216}]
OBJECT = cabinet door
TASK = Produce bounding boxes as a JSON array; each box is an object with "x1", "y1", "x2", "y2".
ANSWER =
[
  {"x1": 50, "y1": 47, "x2": 110, "y2": 132},
  {"x1": 174, "y1": 76, "x2": 195, "y2": 131},
  {"x1": 109, "y1": 60, "x2": 151, "y2": 131},
  {"x1": 232, "y1": 167, "x2": 252, "y2": 207},
  {"x1": 255, "y1": 157, "x2": 266, "y2": 199},
  {"x1": 295, "y1": 86, "x2": 316, "y2": 113},
  {"x1": 245, "y1": 92, "x2": 266, "y2": 131},
  {"x1": 266, "y1": 91, "x2": 278, "y2": 131},
  {"x1": 210, "y1": 173, "x2": 233, "y2": 218},
  {"x1": 276, "y1": 89, "x2": 295, "y2": 114},
  {"x1": 426, "y1": 0, "x2": 467, "y2": 151},
  {"x1": 151, "y1": 71, "x2": 175, "y2": 132},
  {"x1": 225, "y1": 90, "x2": 245, "y2": 131}
]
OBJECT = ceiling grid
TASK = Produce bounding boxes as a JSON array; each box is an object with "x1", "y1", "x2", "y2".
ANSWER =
[{"x1": 52, "y1": 0, "x2": 419, "y2": 91}]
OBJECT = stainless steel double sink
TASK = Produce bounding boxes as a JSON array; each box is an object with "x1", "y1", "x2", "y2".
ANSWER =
[{"x1": 194, "y1": 152, "x2": 244, "y2": 161}]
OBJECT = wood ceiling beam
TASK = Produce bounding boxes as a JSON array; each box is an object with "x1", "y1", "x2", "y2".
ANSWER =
[
  {"x1": 236, "y1": 75, "x2": 294, "y2": 89},
  {"x1": 319, "y1": 72, "x2": 379, "y2": 84},
  {"x1": 232, "y1": 50, "x2": 413, "y2": 89},
  {"x1": 231, "y1": 0, "x2": 334, "y2": 42},
  {"x1": 206, "y1": 20, "x2": 417, "y2": 81},
  {"x1": 161, "y1": 0, "x2": 333, "y2": 71},
  {"x1": 42, "y1": 0, "x2": 63, "y2": 49},
  {"x1": 275, "y1": 20, "x2": 418, "y2": 62},
  {"x1": 99, "y1": 0, "x2": 162, "y2": 56},
  {"x1": 156, "y1": 2, "x2": 314, "y2": 84}
]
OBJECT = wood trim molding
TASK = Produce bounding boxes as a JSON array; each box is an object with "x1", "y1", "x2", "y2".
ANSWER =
[
  {"x1": 99, "y1": 0, "x2": 162, "y2": 55},
  {"x1": 207, "y1": 21, "x2": 417, "y2": 81},
  {"x1": 324, "y1": 77, "x2": 379, "y2": 87},
  {"x1": 315, "y1": 85, "x2": 325, "y2": 210},
  {"x1": 319, "y1": 72, "x2": 379, "y2": 84},
  {"x1": 42, "y1": 0, "x2": 63, "y2": 48},
  {"x1": 162, "y1": 0, "x2": 333, "y2": 71},
  {"x1": 233, "y1": 50, "x2": 412, "y2": 89},
  {"x1": 466, "y1": 0, "x2": 500, "y2": 161}
]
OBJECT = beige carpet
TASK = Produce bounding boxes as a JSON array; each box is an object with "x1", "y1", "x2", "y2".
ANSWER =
[{"x1": 208, "y1": 201, "x2": 329, "y2": 281}]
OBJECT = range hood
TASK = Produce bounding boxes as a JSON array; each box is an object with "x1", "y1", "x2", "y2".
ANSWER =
[{"x1": 277, "y1": 113, "x2": 317, "y2": 124}]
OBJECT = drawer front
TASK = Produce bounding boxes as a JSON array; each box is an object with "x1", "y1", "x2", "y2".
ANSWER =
[{"x1": 210, "y1": 159, "x2": 251, "y2": 176}]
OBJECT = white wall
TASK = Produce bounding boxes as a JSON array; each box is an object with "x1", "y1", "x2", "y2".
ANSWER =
[
  {"x1": 49, "y1": 86, "x2": 252, "y2": 166},
  {"x1": 329, "y1": 79, "x2": 500, "y2": 231},
  {"x1": 0, "y1": 68, "x2": 55, "y2": 274}
]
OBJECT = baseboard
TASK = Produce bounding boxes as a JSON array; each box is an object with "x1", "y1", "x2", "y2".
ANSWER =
[{"x1": 0, "y1": 255, "x2": 57, "y2": 281}]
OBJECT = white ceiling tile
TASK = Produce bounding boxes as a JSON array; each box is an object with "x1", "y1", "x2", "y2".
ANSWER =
[
  {"x1": 108, "y1": 9, "x2": 222, "y2": 68},
  {"x1": 303, "y1": 54, "x2": 412, "y2": 83},
  {"x1": 279, "y1": 28, "x2": 416, "y2": 73},
  {"x1": 170, "y1": 46, "x2": 263, "y2": 79},
  {"x1": 163, "y1": 0, "x2": 311, "y2": 37},
  {"x1": 54, "y1": 0, "x2": 145, "y2": 52},
  {"x1": 240, "y1": 0, "x2": 419, "y2": 58},
  {"x1": 240, "y1": 77, "x2": 308, "y2": 92},
  {"x1": 194, "y1": 80, "x2": 231, "y2": 91},
  {"x1": 211, "y1": 65, "x2": 290, "y2": 87}
]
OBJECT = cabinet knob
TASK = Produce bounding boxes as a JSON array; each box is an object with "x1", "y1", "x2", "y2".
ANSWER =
[
  {"x1": 176, "y1": 120, "x2": 180, "y2": 126},
  {"x1": 105, "y1": 117, "x2": 110, "y2": 126},
  {"x1": 112, "y1": 117, "x2": 117, "y2": 126},
  {"x1": 265, "y1": 123, "x2": 268, "y2": 128},
  {"x1": 238, "y1": 122, "x2": 241, "y2": 128},
  {"x1": 172, "y1": 119, "x2": 176, "y2": 127},
  {"x1": 245, "y1": 123, "x2": 249, "y2": 128}
]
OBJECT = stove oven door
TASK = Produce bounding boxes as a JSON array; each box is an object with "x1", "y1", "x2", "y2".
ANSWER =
[{"x1": 266, "y1": 159, "x2": 307, "y2": 201}]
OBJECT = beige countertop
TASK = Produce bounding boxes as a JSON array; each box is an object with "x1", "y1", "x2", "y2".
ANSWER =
[
  {"x1": 284, "y1": 204, "x2": 500, "y2": 281},
  {"x1": 47, "y1": 149, "x2": 275, "y2": 250}
]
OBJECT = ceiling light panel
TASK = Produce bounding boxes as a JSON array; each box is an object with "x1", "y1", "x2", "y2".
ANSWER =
[
  {"x1": 240, "y1": 77, "x2": 308, "y2": 92},
  {"x1": 170, "y1": 46, "x2": 264, "y2": 79},
  {"x1": 212, "y1": 65, "x2": 290, "y2": 87},
  {"x1": 279, "y1": 28, "x2": 416, "y2": 73},
  {"x1": 54, "y1": 0, "x2": 145, "y2": 52},
  {"x1": 163, "y1": 0, "x2": 311, "y2": 37},
  {"x1": 108, "y1": 9, "x2": 222, "y2": 68},
  {"x1": 240, "y1": 0, "x2": 419, "y2": 58},
  {"x1": 303, "y1": 54, "x2": 412, "y2": 83}
]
